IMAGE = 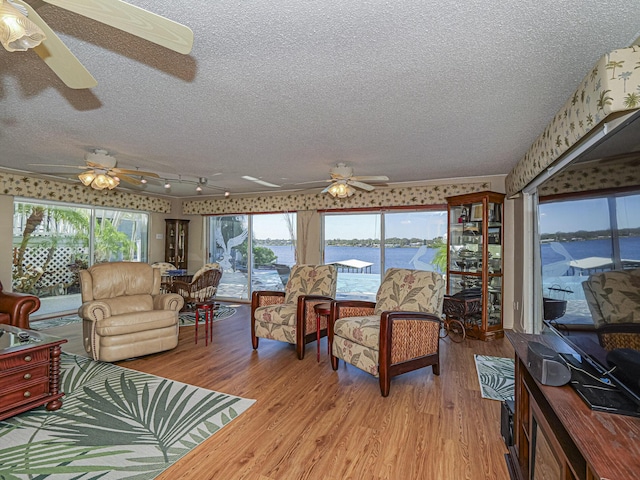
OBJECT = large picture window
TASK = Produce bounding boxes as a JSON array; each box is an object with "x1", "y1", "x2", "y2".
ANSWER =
[
  {"x1": 323, "y1": 209, "x2": 447, "y2": 300},
  {"x1": 13, "y1": 199, "x2": 148, "y2": 317}
]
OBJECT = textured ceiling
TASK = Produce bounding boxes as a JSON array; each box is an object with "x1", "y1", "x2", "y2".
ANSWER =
[{"x1": 0, "y1": 0, "x2": 639, "y2": 198}]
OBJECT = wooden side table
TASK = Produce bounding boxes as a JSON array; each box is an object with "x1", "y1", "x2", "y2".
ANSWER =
[
  {"x1": 194, "y1": 302, "x2": 216, "y2": 346},
  {"x1": 0, "y1": 326, "x2": 67, "y2": 421},
  {"x1": 314, "y1": 303, "x2": 331, "y2": 362}
]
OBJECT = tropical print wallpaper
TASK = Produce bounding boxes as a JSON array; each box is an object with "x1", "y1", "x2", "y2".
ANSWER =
[
  {"x1": 0, "y1": 172, "x2": 171, "y2": 213},
  {"x1": 184, "y1": 182, "x2": 490, "y2": 215},
  {"x1": 506, "y1": 46, "x2": 640, "y2": 197}
]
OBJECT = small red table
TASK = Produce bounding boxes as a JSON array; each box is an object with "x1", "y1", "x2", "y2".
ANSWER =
[
  {"x1": 194, "y1": 302, "x2": 216, "y2": 345},
  {"x1": 314, "y1": 302, "x2": 331, "y2": 362}
]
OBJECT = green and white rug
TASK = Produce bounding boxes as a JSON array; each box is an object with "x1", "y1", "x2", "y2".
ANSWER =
[
  {"x1": 0, "y1": 353, "x2": 254, "y2": 479},
  {"x1": 474, "y1": 354, "x2": 515, "y2": 402},
  {"x1": 31, "y1": 305, "x2": 237, "y2": 331}
]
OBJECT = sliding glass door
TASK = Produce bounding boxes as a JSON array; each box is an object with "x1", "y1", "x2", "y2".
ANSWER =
[{"x1": 208, "y1": 213, "x2": 296, "y2": 300}]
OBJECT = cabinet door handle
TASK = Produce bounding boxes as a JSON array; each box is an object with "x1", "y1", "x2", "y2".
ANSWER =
[
  {"x1": 23, "y1": 391, "x2": 31, "y2": 398},
  {"x1": 24, "y1": 355, "x2": 32, "y2": 362},
  {"x1": 23, "y1": 373, "x2": 32, "y2": 380}
]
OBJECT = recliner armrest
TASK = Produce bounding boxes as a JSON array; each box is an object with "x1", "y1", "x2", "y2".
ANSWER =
[
  {"x1": 78, "y1": 301, "x2": 112, "y2": 322},
  {"x1": 153, "y1": 293, "x2": 184, "y2": 312}
]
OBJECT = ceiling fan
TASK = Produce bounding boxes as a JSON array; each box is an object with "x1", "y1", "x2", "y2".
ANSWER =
[
  {"x1": 320, "y1": 163, "x2": 389, "y2": 197},
  {"x1": 1, "y1": 0, "x2": 194, "y2": 89},
  {"x1": 31, "y1": 149, "x2": 159, "y2": 190}
]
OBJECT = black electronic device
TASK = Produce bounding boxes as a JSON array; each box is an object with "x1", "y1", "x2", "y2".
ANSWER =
[
  {"x1": 500, "y1": 400, "x2": 515, "y2": 447},
  {"x1": 527, "y1": 341, "x2": 571, "y2": 386},
  {"x1": 606, "y1": 348, "x2": 640, "y2": 396}
]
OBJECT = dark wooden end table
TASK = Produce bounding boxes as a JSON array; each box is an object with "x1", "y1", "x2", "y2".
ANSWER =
[{"x1": 314, "y1": 303, "x2": 331, "y2": 362}]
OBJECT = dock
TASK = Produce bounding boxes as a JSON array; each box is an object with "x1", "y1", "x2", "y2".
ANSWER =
[{"x1": 329, "y1": 259, "x2": 373, "y2": 273}]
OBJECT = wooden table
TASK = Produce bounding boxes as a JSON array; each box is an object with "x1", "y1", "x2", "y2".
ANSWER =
[
  {"x1": 194, "y1": 301, "x2": 217, "y2": 346},
  {"x1": 314, "y1": 303, "x2": 331, "y2": 362},
  {"x1": 505, "y1": 330, "x2": 640, "y2": 480},
  {"x1": 0, "y1": 325, "x2": 67, "y2": 421}
]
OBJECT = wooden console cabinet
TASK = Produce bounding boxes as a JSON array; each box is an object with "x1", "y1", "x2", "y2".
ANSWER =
[
  {"x1": 506, "y1": 331, "x2": 640, "y2": 480},
  {"x1": 0, "y1": 325, "x2": 67, "y2": 421}
]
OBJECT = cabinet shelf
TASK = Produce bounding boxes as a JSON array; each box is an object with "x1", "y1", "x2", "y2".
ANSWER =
[
  {"x1": 165, "y1": 219, "x2": 189, "y2": 271},
  {"x1": 446, "y1": 191, "x2": 505, "y2": 341}
]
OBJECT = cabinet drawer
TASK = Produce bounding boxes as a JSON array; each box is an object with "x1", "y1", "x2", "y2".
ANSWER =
[
  {"x1": 0, "y1": 348, "x2": 50, "y2": 370},
  {"x1": 0, "y1": 364, "x2": 49, "y2": 390},
  {"x1": 1, "y1": 381, "x2": 49, "y2": 409}
]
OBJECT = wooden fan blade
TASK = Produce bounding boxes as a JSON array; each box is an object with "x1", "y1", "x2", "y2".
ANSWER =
[
  {"x1": 111, "y1": 168, "x2": 159, "y2": 178},
  {"x1": 349, "y1": 180, "x2": 376, "y2": 191},
  {"x1": 13, "y1": 0, "x2": 97, "y2": 89},
  {"x1": 321, "y1": 185, "x2": 332, "y2": 194},
  {"x1": 43, "y1": 0, "x2": 194, "y2": 54},
  {"x1": 116, "y1": 174, "x2": 142, "y2": 185},
  {"x1": 28, "y1": 163, "x2": 88, "y2": 169},
  {"x1": 351, "y1": 175, "x2": 389, "y2": 182}
]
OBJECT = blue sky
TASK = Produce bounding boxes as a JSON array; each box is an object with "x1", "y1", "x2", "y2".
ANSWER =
[
  {"x1": 538, "y1": 195, "x2": 640, "y2": 233},
  {"x1": 252, "y1": 211, "x2": 448, "y2": 240}
]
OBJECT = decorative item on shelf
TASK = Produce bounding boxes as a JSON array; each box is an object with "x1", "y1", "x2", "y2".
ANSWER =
[{"x1": 458, "y1": 207, "x2": 469, "y2": 223}]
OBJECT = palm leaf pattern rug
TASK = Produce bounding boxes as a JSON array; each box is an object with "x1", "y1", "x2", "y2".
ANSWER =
[
  {"x1": 0, "y1": 353, "x2": 254, "y2": 479},
  {"x1": 474, "y1": 354, "x2": 515, "y2": 402}
]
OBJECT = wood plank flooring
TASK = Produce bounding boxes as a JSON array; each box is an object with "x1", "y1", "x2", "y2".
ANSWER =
[{"x1": 45, "y1": 304, "x2": 514, "y2": 479}]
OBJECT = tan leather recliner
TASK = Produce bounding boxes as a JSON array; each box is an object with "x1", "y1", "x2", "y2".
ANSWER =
[{"x1": 78, "y1": 262, "x2": 184, "y2": 362}]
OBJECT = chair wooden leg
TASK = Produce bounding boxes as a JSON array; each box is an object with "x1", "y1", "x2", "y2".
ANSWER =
[
  {"x1": 432, "y1": 363, "x2": 440, "y2": 376},
  {"x1": 296, "y1": 342, "x2": 305, "y2": 360},
  {"x1": 380, "y1": 375, "x2": 391, "y2": 397},
  {"x1": 251, "y1": 331, "x2": 259, "y2": 350},
  {"x1": 331, "y1": 355, "x2": 339, "y2": 370}
]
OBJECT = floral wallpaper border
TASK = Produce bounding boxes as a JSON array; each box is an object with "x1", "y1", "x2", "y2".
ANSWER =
[
  {"x1": 183, "y1": 182, "x2": 491, "y2": 215},
  {"x1": 506, "y1": 46, "x2": 640, "y2": 197},
  {"x1": 0, "y1": 172, "x2": 171, "y2": 213}
]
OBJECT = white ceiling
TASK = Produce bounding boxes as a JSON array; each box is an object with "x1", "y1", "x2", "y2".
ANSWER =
[{"x1": 1, "y1": 0, "x2": 639, "y2": 198}]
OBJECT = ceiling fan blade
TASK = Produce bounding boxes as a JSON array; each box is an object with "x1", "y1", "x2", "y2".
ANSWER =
[
  {"x1": 13, "y1": 0, "x2": 97, "y2": 89},
  {"x1": 42, "y1": 0, "x2": 194, "y2": 54},
  {"x1": 116, "y1": 173, "x2": 142, "y2": 185},
  {"x1": 242, "y1": 176, "x2": 281, "y2": 188},
  {"x1": 351, "y1": 175, "x2": 390, "y2": 182},
  {"x1": 111, "y1": 168, "x2": 159, "y2": 178},
  {"x1": 320, "y1": 185, "x2": 332, "y2": 194},
  {"x1": 349, "y1": 180, "x2": 376, "y2": 191},
  {"x1": 28, "y1": 163, "x2": 88, "y2": 169}
]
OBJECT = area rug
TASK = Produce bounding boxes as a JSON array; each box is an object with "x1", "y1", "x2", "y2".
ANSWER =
[
  {"x1": 30, "y1": 305, "x2": 237, "y2": 331},
  {"x1": 0, "y1": 353, "x2": 254, "y2": 479},
  {"x1": 474, "y1": 354, "x2": 515, "y2": 402}
]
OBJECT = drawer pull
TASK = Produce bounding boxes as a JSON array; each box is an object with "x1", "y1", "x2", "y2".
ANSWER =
[
  {"x1": 24, "y1": 355, "x2": 32, "y2": 362},
  {"x1": 23, "y1": 373, "x2": 32, "y2": 380},
  {"x1": 24, "y1": 391, "x2": 31, "y2": 398}
]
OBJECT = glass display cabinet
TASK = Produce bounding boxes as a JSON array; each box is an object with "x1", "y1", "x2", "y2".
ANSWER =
[
  {"x1": 165, "y1": 219, "x2": 189, "y2": 270},
  {"x1": 445, "y1": 191, "x2": 505, "y2": 340}
]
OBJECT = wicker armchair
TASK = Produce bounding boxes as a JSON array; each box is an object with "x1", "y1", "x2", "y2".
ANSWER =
[
  {"x1": 251, "y1": 264, "x2": 337, "y2": 359},
  {"x1": 171, "y1": 264, "x2": 223, "y2": 310},
  {"x1": 329, "y1": 268, "x2": 445, "y2": 396}
]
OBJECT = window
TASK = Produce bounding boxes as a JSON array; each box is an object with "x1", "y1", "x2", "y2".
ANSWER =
[
  {"x1": 538, "y1": 191, "x2": 640, "y2": 324},
  {"x1": 12, "y1": 199, "x2": 149, "y2": 316},
  {"x1": 208, "y1": 213, "x2": 296, "y2": 300},
  {"x1": 323, "y1": 209, "x2": 447, "y2": 300}
]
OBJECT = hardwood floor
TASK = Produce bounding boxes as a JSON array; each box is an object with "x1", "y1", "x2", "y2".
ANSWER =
[{"x1": 48, "y1": 304, "x2": 514, "y2": 479}]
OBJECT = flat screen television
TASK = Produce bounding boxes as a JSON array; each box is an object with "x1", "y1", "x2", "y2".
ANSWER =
[{"x1": 545, "y1": 321, "x2": 640, "y2": 417}]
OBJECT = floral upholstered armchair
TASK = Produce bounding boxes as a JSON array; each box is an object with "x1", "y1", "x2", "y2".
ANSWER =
[
  {"x1": 582, "y1": 267, "x2": 640, "y2": 351},
  {"x1": 329, "y1": 268, "x2": 445, "y2": 396},
  {"x1": 251, "y1": 264, "x2": 337, "y2": 359}
]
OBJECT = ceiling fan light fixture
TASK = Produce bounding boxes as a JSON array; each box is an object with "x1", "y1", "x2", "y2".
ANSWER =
[
  {"x1": 327, "y1": 182, "x2": 355, "y2": 198},
  {"x1": 0, "y1": 0, "x2": 46, "y2": 52},
  {"x1": 79, "y1": 171, "x2": 119, "y2": 190}
]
